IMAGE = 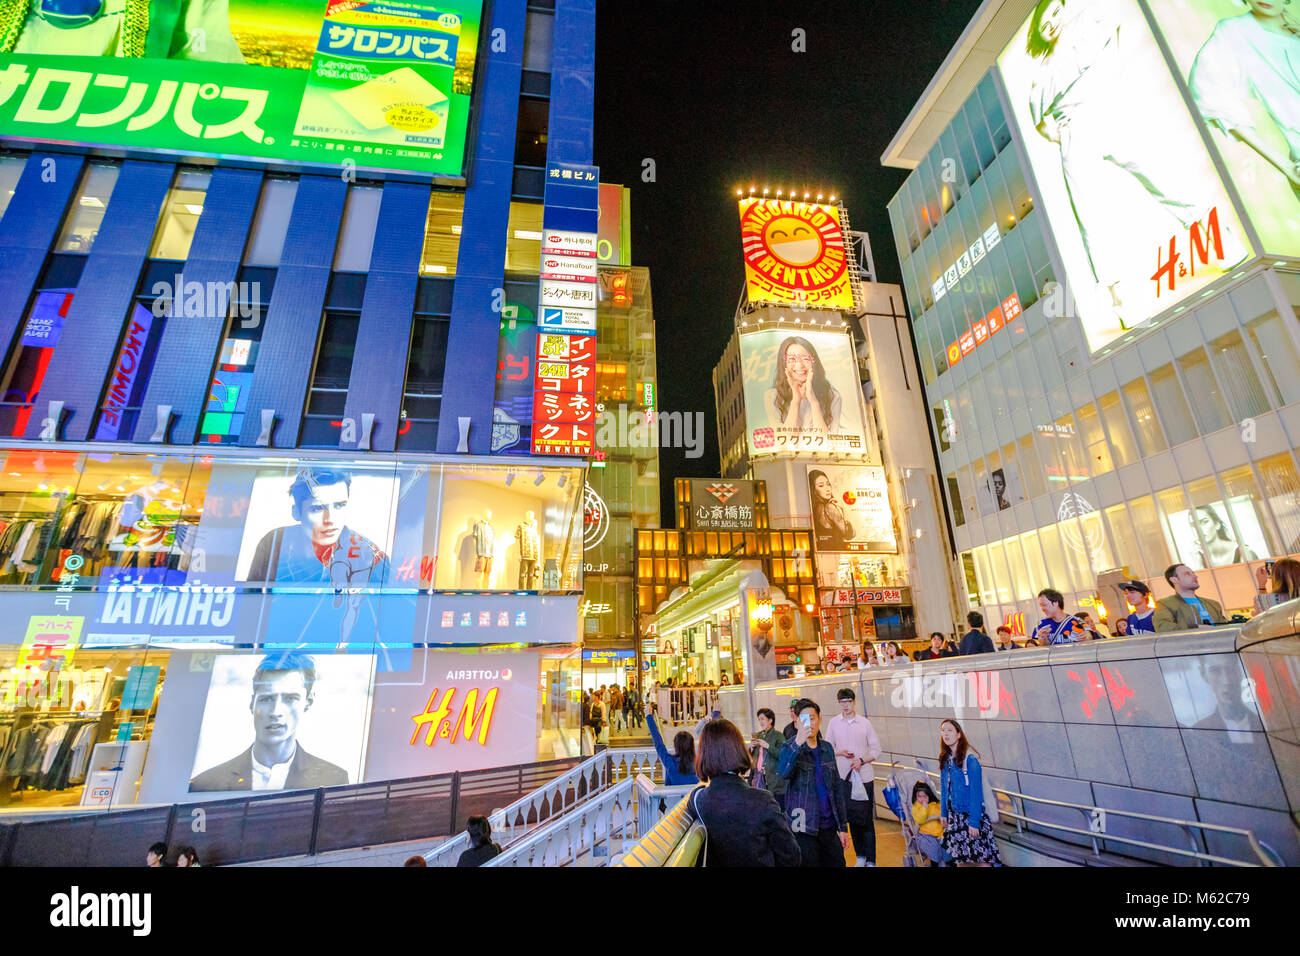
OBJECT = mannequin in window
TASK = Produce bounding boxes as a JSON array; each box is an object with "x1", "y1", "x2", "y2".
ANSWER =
[
  {"x1": 473, "y1": 510, "x2": 494, "y2": 588},
  {"x1": 516, "y1": 511, "x2": 540, "y2": 589}
]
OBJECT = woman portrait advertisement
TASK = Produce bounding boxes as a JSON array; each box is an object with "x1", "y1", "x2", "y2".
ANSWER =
[
  {"x1": 763, "y1": 335, "x2": 843, "y2": 436},
  {"x1": 808, "y1": 468, "x2": 855, "y2": 551},
  {"x1": 1188, "y1": 503, "x2": 1261, "y2": 568},
  {"x1": 1138, "y1": 0, "x2": 1300, "y2": 254},
  {"x1": 1001, "y1": 0, "x2": 1249, "y2": 350}
]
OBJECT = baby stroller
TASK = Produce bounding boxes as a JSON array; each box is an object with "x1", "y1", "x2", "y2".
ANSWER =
[{"x1": 882, "y1": 762, "x2": 947, "y2": 867}]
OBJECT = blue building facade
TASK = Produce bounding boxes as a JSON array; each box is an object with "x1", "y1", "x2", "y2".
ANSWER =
[{"x1": 0, "y1": 0, "x2": 599, "y2": 814}]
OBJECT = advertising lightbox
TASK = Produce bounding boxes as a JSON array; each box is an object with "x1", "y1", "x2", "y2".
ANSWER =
[
  {"x1": 0, "y1": 0, "x2": 483, "y2": 176},
  {"x1": 997, "y1": 0, "x2": 1251, "y2": 353},
  {"x1": 738, "y1": 198, "x2": 856, "y2": 310},
  {"x1": 189, "y1": 651, "x2": 375, "y2": 792},
  {"x1": 739, "y1": 328, "x2": 869, "y2": 457},
  {"x1": 805, "y1": 464, "x2": 896, "y2": 554},
  {"x1": 1145, "y1": 0, "x2": 1300, "y2": 258}
]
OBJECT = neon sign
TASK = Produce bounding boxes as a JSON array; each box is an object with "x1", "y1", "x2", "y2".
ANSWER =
[{"x1": 410, "y1": 686, "x2": 499, "y2": 747}]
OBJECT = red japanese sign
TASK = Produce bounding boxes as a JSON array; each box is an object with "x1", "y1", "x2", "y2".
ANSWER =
[
  {"x1": 533, "y1": 423, "x2": 595, "y2": 456},
  {"x1": 535, "y1": 391, "x2": 596, "y2": 424}
]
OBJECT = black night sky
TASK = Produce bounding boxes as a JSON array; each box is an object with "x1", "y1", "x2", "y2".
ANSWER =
[{"x1": 593, "y1": 0, "x2": 984, "y2": 521}]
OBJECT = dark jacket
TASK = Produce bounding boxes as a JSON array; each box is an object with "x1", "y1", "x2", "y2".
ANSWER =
[
  {"x1": 687, "y1": 776, "x2": 799, "y2": 867},
  {"x1": 959, "y1": 628, "x2": 996, "y2": 656},
  {"x1": 456, "y1": 842, "x2": 502, "y2": 867},
  {"x1": 914, "y1": 647, "x2": 955, "y2": 661},
  {"x1": 189, "y1": 744, "x2": 348, "y2": 792},
  {"x1": 752, "y1": 728, "x2": 787, "y2": 796},
  {"x1": 776, "y1": 736, "x2": 847, "y2": 834},
  {"x1": 782, "y1": 720, "x2": 797, "y2": 740},
  {"x1": 647, "y1": 715, "x2": 698, "y2": 785}
]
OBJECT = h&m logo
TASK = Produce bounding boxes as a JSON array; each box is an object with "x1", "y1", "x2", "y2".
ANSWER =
[{"x1": 410, "y1": 687, "x2": 500, "y2": 747}]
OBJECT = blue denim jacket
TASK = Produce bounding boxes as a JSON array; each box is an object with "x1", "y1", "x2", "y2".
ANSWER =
[
  {"x1": 776, "y1": 737, "x2": 847, "y2": 834},
  {"x1": 940, "y1": 754, "x2": 984, "y2": 821}
]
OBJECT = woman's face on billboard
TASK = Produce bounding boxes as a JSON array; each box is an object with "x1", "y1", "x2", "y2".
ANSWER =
[
  {"x1": 1038, "y1": 0, "x2": 1065, "y2": 43},
  {"x1": 813, "y1": 474, "x2": 834, "y2": 502},
  {"x1": 784, "y1": 343, "x2": 814, "y2": 385}
]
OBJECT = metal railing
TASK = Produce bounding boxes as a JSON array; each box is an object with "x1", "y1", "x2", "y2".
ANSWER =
[
  {"x1": 0, "y1": 755, "x2": 589, "y2": 867},
  {"x1": 424, "y1": 747, "x2": 662, "y2": 866},
  {"x1": 486, "y1": 777, "x2": 639, "y2": 867},
  {"x1": 875, "y1": 761, "x2": 1281, "y2": 868},
  {"x1": 632, "y1": 773, "x2": 695, "y2": 842}
]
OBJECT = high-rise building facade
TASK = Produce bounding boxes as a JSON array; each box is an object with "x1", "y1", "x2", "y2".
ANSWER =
[
  {"x1": 0, "y1": 0, "x2": 601, "y2": 814},
  {"x1": 883, "y1": 0, "x2": 1300, "y2": 633}
]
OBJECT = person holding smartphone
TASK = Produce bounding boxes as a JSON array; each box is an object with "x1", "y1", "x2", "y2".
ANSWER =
[
  {"x1": 776, "y1": 698, "x2": 848, "y2": 866},
  {"x1": 823, "y1": 687, "x2": 881, "y2": 866}
]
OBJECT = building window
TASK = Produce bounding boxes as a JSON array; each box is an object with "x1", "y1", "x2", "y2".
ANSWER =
[
  {"x1": 149, "y1": 170, "x2": 211, "y2": 260},
  {"x1": 1256, "y1": 452, "x2": 1300, "y2": 554},
  {"x1": 1246, "y1": 310, "x2": 1300, "y2": 407},
  {"x1": 1097, "y1": 390, "x2": 1138, "y2": 468},
  {"x1": 1074, "y1": 401, "x2": 1113, "y2": 477},
  {"x1": 56, "y1": 163, "x2": 121, "y2": 253},
  {"x1": 332, "y1": 185, "x2": 382, "y2": 272},
  {"x1": 244, "y1": 178, "x2": 298, "y2": 267},
  {"x1": 506, "y1": 201, "x2": 543, "y2": 274},
  {"x1": 1129, "y1": 495, "x2": 1173, "y2": 578},
  {"x1": 1177, "y1": 347, "x2": 1232, "y2": 434},
  {"x1": 1121, "y1": 375, "x2": 1167, "y2": 455},
  {"x1": 522, "y1": 9, "x2": 554, "y2": 72},
  {"x1": 199, "y1": 272, "x2": 270, "y2": 444},
  {"x1": 398, "y1": 315, "x2": 449, "y2": 451},
  {"x1": 1102, "y1": 503, "x2": 1146, "y2": 579},
  {"x1": 0, "y1": 290, "x2": 74, "y2": 436},
  {"x1": 0, "y1": 153, "x2": 26, "y2": 222},
  {"x1": 515, "y1": 97, "x2": 549, "y2": 168},
  {"x1": 1208, "y1": 329, "x2": 1270, "y2": 422},
  {"x1": 421, "y1": 190, "x2": 465, "y2": 276},
  {"x1": 1146, "y1": 363, "x2": 1197, "y2": 446},
  {"x1": 301, "y1": 308, "x2": 360, "y2": 445}
]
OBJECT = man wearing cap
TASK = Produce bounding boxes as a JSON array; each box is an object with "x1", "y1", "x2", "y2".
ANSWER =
[
  {"x1": 822, "y1": 687, "x2": 881, "y2": 866},
  {"x1": 1121, "y1": 580, "x2": 1156, "y2": 635}
]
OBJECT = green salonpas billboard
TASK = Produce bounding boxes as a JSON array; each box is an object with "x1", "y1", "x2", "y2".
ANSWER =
[{"x1": 0, "y1": 0, "x2": 483, "y2": 176}]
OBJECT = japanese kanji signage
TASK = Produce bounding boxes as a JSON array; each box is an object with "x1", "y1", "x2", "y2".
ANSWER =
[
  {"x1": 738, "y1": 198, "x2": 857, "y2": 311},
  {"x1": 18, "y1": 615, "x2": 83, "y2": 672},
  {"x1": 822, "y1": 588, "x2": 903, "y2": 606},
  {"x1": 0, "y1": 0, "x2": 483, "y2": 176},
  {"x1": 687, "y1": 480, "x2": 757, "y2": 531},
  {"x1": 534, "y1": 162, "x2": 598, "y2": 456}
]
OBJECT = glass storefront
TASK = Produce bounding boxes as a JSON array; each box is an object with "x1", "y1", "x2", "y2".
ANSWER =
[
  {"x1": 0, "y1": 449, "x2": 585, "y2": 595},
  {"x1": 0, "y1": 447, "x2": 588, "y2": 813}
]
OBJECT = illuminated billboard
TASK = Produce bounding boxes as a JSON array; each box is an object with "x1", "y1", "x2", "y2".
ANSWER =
[
  {"x1": 0, "y1": 0, "x2": 483, "y2": 176},
  {"x1": 1145, "y1": 0, "x2": 1300, "y2": 258},
  {"x1": 998, "y1": 0, "x2": 1251, "y2": 353},
  {"x1": 738, "y1": 198, "x2": 856, "y2": 310},
  {"x1": 739, "y1": 328, "x2": 869, "y2": 457},
  {"x1": 806, "y1": 464, "x2": 896, "y2": 554}
]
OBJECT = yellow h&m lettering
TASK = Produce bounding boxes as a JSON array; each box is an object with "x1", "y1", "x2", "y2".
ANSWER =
[
  {"x1": 410, "y1": 688, "x2": 455, "y2": 746},
  {"x1": 451, "y1": 687, "x2": 499, "y2": 744}
]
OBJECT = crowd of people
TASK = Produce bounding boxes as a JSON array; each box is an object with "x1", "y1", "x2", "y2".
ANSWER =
[
  {"x1": 143, "y1": 843, "x2": 200, "y2": 867},
  {"x1": 671, "y1": 695, "x2": 1000, "y2": 868},
  {"x1": 581, "y1": 682, "x2": 645, "y2": 747}
]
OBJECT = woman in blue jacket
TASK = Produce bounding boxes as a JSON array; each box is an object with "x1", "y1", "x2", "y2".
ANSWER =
[
  {"x1": 647, "y1": 713, "x2": 699, "y2": 785},
  {"x1": 938, "y1": 718, "x2": 1002, "y2": 867}
]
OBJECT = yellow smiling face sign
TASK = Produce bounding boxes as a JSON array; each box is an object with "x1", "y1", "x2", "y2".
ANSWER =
[{"x1": 739, "y1": 199, "x2": 855, "y2": 310}]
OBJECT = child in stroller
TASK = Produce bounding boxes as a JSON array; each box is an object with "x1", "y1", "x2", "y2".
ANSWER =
[{"x1": 911, "y1": 780, "x2": 946, "y2": 866}]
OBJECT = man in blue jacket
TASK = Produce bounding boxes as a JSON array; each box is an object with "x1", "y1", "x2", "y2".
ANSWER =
[{"x1": 777, "y1": 698, "x2": 848, "y2": 866}]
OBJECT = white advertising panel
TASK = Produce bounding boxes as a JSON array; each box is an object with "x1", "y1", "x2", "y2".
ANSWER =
[
  {"x1": 541, "y1": 231, "x2": 598, "y2": 257},
  {"x1": 739, "y1": 329, "x2": 871, "y2": 458},
  {"x1": 539, "y1": 306, "x2": 597, "y2": 333},
  {"x1": 998, "y1": 0, "x2": 1251, "y2": 352},
  {"x1": 806, "y1": 464, "x2": 897, "y2": 554},
  {"x1": 539, "y1": 280, "x2": 598, "y2": 311}
]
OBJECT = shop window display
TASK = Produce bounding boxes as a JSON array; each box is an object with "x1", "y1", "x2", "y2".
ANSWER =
[{"x1": 0, "y1": 647, "x2": 168, "y2": 811}]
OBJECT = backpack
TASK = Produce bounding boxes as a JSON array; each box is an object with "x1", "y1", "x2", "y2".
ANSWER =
[{"x1": 961, "y1": 756, "x2": 999, "y2": 825}]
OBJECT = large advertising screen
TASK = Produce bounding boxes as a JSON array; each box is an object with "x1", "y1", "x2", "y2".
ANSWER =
[
  {"x1": 805, "y1": 464, "x2": 896, "y2": 554},
  {"x1": 1164, "y1": 495, "x2": 1269, "y2": 570},
  {"x1": 189, "y1": 651, "x2": 375, "y2": 792},
  {"x1": 0, "y1": 0, "x2": 482, "y2": 176},
  {"x1": 737, "y1": 198, "x2": 856, "y2": 310},
  {"x1": 1145, "y1": 0, "x2": 1300, "y2": 258},
  {"x1": 998, "y1": 0, "x2": 1252, "y2": 353},
  {"x1": 739, "y1": 328, "x2": 869, "y2": 457}
]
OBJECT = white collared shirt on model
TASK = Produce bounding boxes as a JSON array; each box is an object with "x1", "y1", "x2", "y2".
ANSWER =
[{"x1": 823, "y1": 712, "x2": 881, "y2": 783}]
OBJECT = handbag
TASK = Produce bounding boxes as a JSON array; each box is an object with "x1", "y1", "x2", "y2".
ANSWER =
[
  {"x1": 849, "y1": 769, "x2": 869, "y2": 802},
  {"x1": 689, "y1": 786, "x2": 710, "y2": 867}
]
